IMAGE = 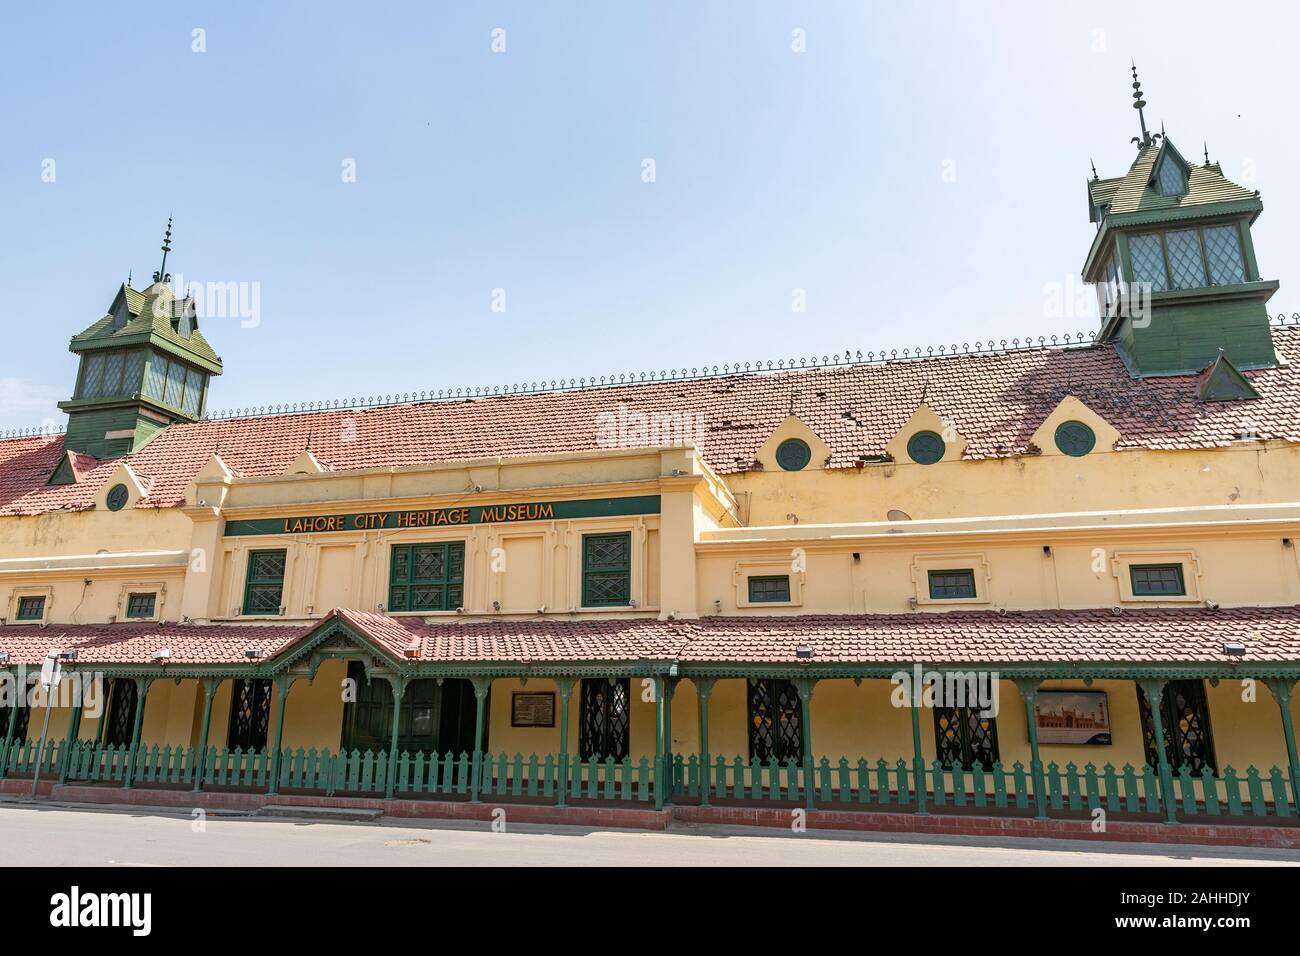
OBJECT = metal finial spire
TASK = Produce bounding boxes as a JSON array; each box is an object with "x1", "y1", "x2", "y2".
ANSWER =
[
  {"x1": 152, "y1": 217, "x2": 173, "y2": 283},
  {"x1": 1090, "y1": 158, "x2": 1098, "y2": 181},
  {"x1": 1130, "y1": 62, "x2": 1153, "y2": 149},
  {"x1": 126, "y1": 269, "x2": 132, "y2": 287},
  {"x1": 1204, "y1": 141, "x2": 1211, "y2": 165}
]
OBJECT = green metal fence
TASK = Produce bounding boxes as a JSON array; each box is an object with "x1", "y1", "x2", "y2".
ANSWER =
[{"x1": 3, "y1": 740, "x2": 1293, "y2": 820}]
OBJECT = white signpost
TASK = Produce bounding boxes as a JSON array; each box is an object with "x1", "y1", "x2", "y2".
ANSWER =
[{"x1": 29, "y1": 650, "x2": 63, "y2": 799}]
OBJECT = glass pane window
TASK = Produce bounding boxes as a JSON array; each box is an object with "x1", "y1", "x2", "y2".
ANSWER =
[
  {"x1": 143, "y1": 353, "x2": 167, "y2": 400},
  {"x1": 1130, "y1": 563, "x2": 1186, "y2": 596},
  {"x1": 747, "y1": 575, "x2": 790, "y2": 603},
  {"x1": 1127, "y1": 234, "x2": 1168, "y2": 292},
  {"x1": 125, "y1": 592, "x2": 156, "y2": 618},
  {"x1": 182, "y1": 367, "x2": 204, "y2": 416},
  {"x1": 123, "y1": 351, "x2": 145, "y2": 395},
  {"x1": 102, "y1": 352, "x2": 125, "y2": 395},
  {"x1": 389, "y1": 542, "x2": 465, "y2": 612},
  {"x1": 581, "y1": 533, "x2": 632, "y2": 607},
  {"x1": 747, "y1": 679, "x2": 803, "y2": 763},
  {"x1": 243, "y1": 549, "x2": 286, "y2": 616},
  {"x1": 927, "y1": 569, "x2": 976, "y2": 599},
  {"x1": 1154, "y1": 156, "x2": 1187, "y2": 195},
  {"x1": 1166, "y1": 229, "x2": 1207, "y2": 289},
  {"x1": 16, "y1": 596, "x2": 45, "y2": 621},
  {"x1": 80, "y1": 353, "x2": 106, "y2": 399},
  {"x1": 164, "y1": 359, "x2": 186, "y2": 408},
  {"x1": 1204, "y1": 225, "x2": 1246, "y2": 286}
]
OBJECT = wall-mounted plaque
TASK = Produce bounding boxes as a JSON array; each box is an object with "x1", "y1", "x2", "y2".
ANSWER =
[
  {"x1": 1034, "y1": 691, "x2": 1112, "y2": 745},
  {"x1": 511, "y1": 692, "x2": 556, "y2": 728}
]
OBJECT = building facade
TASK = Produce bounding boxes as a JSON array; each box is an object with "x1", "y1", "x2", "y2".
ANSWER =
[{"x1": 4, "y1": 77, "x2": 1300, "y2": 829}]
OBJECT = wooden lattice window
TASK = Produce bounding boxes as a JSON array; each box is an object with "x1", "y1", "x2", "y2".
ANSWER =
[
  {"x1": 389, "y1": 542, "x2": 465, "y2": 612},
  {"x1": 1138, "y1": 680, "x2": 1217, "y2": 775},
  {"x1": 243, "y1": 550, "x2": 286, "y2": 616},
  {"x1": 579, "y1": 678, "x2": 630, "y2": 761},
  {"x1": 933, "y1": 706, "x2": 1000, "y2": 771},
  {"x1": 227, "y1": 678, "x2": 273, "y2": 751},
  {"x1": 581, "y1": 533, "x2": 631, "y2": 607},
  {"x1": 747, "y1": 679, "x2": 803, "y2": 763},
  {"x1": 103, "y1": 678, "x2": 138, "y2": 747}
]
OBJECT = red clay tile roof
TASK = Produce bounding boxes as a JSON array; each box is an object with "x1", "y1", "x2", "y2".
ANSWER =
[
  {"x1": 0, "y1": 621, "x2": 306, "y2": 667},
  {"x1": 2, "y1": 606, "x2": 1297, "y2": 668},
  {"x1": 4, "y1": 328, "x2": 1299, "y2": 517}
]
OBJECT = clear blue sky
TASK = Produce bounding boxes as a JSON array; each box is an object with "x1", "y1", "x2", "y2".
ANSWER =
[{"x1": 2, "y1": 1, "x2": 1296, "y2": 431}]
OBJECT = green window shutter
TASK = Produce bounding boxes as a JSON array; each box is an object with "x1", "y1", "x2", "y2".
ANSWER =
[
  {"x1": 1130, "y1": 564, "x2": 1185, "y2": 596},
  {"x1": 582, "y1": 533, "x2": 632, "y2": 607},
  {"x1": 243, "y1": 549, "x2": 287, "y2": 616},
  {"x1": 747, "y1": 575, "x2": 791, "y2": 603},
  {"x1": 388, "y1": 542, "x2": 465, "y2": 612},
  {"x1": 927, "y1": 569, "x2": 977, "y2": 600}
]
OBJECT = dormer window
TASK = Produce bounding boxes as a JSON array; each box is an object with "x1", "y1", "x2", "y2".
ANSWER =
[{"x1": 1154, "y1": 154, "x2": 1187, "y2": 196}]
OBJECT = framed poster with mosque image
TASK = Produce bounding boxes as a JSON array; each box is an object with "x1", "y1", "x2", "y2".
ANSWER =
[{"x1": 1033, "y1": 691, "x2": 1112, "y2": 745}]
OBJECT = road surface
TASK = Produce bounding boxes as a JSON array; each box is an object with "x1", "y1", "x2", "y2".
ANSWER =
[{"x1": 0, "y1": 800, "x2": 1295, "y2": 866}]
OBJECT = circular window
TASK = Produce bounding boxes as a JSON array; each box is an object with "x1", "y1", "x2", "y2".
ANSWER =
[
  {"x1": 906, "y1": 431, "x2": 946, "y2": 465},
  {"x1": 1054, "y1": 420, "x2": 1096, "y2": 457},
  {"x1": 106, "y1": 483, "x2": 130, "y2": 512},
  {"x1": 775, "y1": 438, "x2": 812, "y2": 471}
]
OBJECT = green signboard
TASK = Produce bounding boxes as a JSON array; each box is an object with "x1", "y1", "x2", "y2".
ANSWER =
[{"x1": 223, "y1": 495, "x2": 661, "y2": 537}]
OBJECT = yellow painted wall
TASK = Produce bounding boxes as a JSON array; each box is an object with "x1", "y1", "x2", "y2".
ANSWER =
[{"x1": 731, "y1": 444, "x2": 1300, "y2": 527}]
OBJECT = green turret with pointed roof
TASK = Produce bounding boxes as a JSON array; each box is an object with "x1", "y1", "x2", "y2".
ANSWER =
[
  {"x1": 1083, "y1": 65, "x2": 1279, "y2": 378},
  {"x1": 58, "y1": 221, "x2": 223, "y2": 458}
]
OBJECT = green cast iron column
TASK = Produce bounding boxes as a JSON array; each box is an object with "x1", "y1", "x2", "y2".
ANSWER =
[
  {"x1": 1137, "y1": 679, "x2": 1177, "y2": 825},
  {"x1": 122, "y1": 677, "x2": 151, "y2": 790},
  {"x1": 555, "y1": 678, "x2": 575, "y2": 808},
  {"x1": 796, "y1": 677, "x2": 818, "y2": 812},
  {"x1": 909, "y1": 668, "x2": 928, "y2": 815},
  {"x1": 192, "y1": 678, "x2": 220, "y2": 792},
  {"x1": 1265, "y1": 679, "x2": 1300, "y2": 808},
  {"x1": 384, "y1": 677, "x2": 407, "y2": 800},
  {"x1": 56, "y1": 684, "x2": 84, "y2": 786},
  {"x1": 694, "y1": 677, "x2": 715, "y2": 808},
  {"x1": 469, "y1": 677, "x2": 491, "y2": 803},
  {"x1": 653, "y1": 676, "x2": 666, "y2": 811},
  {"x1": 0, "y1": 681, "x2": 20, "y2": 778},
  {"x1": 662, "y1": 678, "x2": 676, "y2": 806},
  {"x1": 267, "y1": 676, "x2": 293, "y2": 795},
  {"x1": 1014, "y1": 678, "x2": 1048, "y2": 820}
]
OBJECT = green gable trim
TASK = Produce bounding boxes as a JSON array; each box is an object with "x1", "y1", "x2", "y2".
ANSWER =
[{"x1": 224, "y1": 495, "x2": 662, "y2": 537}]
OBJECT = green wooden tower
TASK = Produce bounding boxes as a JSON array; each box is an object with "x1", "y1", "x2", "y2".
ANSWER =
[
  {"x1": 58, "y1": 221, "x2": 223, "y2": 458},
  {"x1": 1083, "y1": 66, "x2": 1279, "y2": 378}
]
